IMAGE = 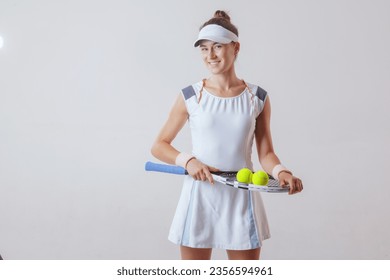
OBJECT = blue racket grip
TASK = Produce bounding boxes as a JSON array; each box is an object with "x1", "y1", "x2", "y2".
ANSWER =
[{"x1": 145, "y1": 161, "x2": 188, "y2": 175}]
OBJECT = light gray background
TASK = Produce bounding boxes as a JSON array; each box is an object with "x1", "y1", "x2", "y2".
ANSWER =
[{"x1": 0, "y1": 0, "x2": 389, "y2": 260}]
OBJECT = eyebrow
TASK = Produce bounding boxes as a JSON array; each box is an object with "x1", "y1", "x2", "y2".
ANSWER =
[{"x1": 199, "y1": 42, "x2": 220, "y2": 48}]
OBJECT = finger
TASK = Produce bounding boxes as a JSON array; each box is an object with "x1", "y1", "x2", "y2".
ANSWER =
[
  {"x1": 289, "y1": 187, "x2": 298, "y2": 195},
  {"x1": 296, "y1": 182, "x2": 302, "y2": 192},
  {"x1": 208, "y1": 166, "x2": 220, "y2": 173},
  {"x1": 203, "y1": 168, "x2": 214, "y2": 184},
  {"x1": 189, "y1": 169, "x2": 198, "y2": 180},
  {"x1": 289, "y1": 179, "x2": 302, "y2": 195},
  {"x1": 294, "y1": 179, "x2": 303, "y2": 192},
  {"x1": 288, "y1": 179, "x2": 295, "y2": 195},
  {"x1": 202, "y1": 167, "x2": 214, "y2": 184},
  {"x1": 199, "y1": 171, "x2": 206, "y2": 181},
  {"x1": 280, "y1": 179, "x2": 289, "y2": 187},
  {"x1": 194, "y1": 170, "x2": 203, "y2": 181},
  {"x1": 205, "y1": 170, "x2": 214, "y2": 185}
]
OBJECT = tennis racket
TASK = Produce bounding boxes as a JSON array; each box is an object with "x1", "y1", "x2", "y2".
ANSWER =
[{"x1": 145, "y1": 161, "x2": 289, "y2": 193}]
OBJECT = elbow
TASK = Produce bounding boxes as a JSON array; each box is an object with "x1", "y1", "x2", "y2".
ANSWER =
[
  {"x1": 258, "y1": 151, "x2": 270, "y2": 163},
  {"x1": 151, "y1": 142, "x2": 159, "y2": 158},
  {"x1": 259, "y1": 151, "x2": 276, "y2": 165},
  {"x1": 151, "y1": 140, "x2": 166, "y2": 160}
]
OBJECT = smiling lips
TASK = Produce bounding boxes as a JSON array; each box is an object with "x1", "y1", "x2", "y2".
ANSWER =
[{"x1": 209, "y1": 61, "x2": 220, "y2": 66}]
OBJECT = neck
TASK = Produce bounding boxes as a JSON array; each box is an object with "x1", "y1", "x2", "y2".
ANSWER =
[{"x1": 207, "y1": 69, "x2": 242, "y2": 91}]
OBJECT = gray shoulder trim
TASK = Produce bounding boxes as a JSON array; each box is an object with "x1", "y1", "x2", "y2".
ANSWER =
[
  {"x1": 255, "y1": 86, "x2": 267, "y2": 102},
  {"x1": 182, "y1": 85, "x2": 196, "y2": 100}
]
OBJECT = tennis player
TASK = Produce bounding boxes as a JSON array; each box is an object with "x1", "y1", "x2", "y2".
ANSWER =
[{"x1": 151, "y1": 10, "x2": 303, "y2": 260}]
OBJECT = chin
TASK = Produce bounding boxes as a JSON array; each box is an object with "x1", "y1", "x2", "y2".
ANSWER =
[{"x1": 208, "y1": 67, "x2": 224, "y2": 75}]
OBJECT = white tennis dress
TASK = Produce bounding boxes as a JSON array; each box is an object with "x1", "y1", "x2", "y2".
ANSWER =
[{"x1": 168, "y1": 81, "x2": 271, "y2": 250}]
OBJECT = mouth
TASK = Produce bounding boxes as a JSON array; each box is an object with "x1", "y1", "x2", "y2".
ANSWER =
[{"x1": 208, "y1": 61, "x2": 220, "y2": 66}]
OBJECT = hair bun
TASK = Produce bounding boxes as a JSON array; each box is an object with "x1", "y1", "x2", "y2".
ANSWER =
[
  {"x1": 199, "y1": 10, "x2": 238, "y2": 37},
  {"x1": 213, "y1": 10, "x2": 231, "y2": 22}
]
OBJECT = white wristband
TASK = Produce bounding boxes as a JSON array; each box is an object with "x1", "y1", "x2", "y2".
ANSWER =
[
  {"x1": 272, "y1": 164, "x2": 292, "y2": 179},
  {"x1": 175, "y1": 152, "x2": 195, "y2": 169}
]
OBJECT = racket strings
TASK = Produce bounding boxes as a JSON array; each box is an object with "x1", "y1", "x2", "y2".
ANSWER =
[
  {"x1": 214, "y1": 171, "x2": 237, "y2": 178},
  {"x1": 214, "y1": 172, "x2": 282, "y2": 188}
]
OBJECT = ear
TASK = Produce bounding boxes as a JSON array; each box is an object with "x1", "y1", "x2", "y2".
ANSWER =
[{"x1": 234, "y1": 42, "x2": 240, "y2": 55}]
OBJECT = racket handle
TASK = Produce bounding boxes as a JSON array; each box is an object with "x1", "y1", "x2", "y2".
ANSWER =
[{"x1": 145, "y1": 161, "x2": 187, "y2": 175}]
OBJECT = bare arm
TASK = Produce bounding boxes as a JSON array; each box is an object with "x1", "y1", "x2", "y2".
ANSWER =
[
  {"x1": 151, "y1": 93, "x2": 217, "y2": 183},
  {"x1": 255, "y1": 97, "x2": 303, "y2": 194},
  {"x1": 151, "y1": 93, "x2": 188, "y2": 164},
  {"x1": 255, "y1": 97, "x2": 281, "y2": 174}
]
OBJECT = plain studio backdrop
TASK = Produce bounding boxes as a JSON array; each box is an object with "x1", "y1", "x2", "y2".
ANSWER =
[{"x1": 0, "y1": 0, "x2": 389, "y2": 260}]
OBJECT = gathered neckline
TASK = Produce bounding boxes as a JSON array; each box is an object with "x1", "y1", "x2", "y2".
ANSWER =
[
  {"x1": 195, "y1": 79, "x2": 254, "y2": 104},
  {"x1": 202, "y1": 86, "x2": 247, "y2": 100}
]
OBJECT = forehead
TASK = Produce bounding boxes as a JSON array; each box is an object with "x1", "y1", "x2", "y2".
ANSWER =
[{"x1": 198, "y1": 40, "x2": 221, "y2": 47}]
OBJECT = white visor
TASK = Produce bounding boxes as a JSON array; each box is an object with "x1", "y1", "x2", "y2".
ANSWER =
[{"x1": 194, "y1": 24, "x2": 238, "y2": 47}]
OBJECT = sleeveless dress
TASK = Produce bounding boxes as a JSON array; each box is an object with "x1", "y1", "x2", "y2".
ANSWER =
[{"x1": 168, "y1": 81, "x2": 271, "y2": 250}]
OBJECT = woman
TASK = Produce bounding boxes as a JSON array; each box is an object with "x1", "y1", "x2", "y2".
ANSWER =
[{"x1": 151, "y1": 10, "x2": 303, "y2": 260}]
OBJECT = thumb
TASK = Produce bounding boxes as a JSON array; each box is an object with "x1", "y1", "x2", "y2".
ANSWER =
[{"x1": 279, "y1": 178, "x2": 289, "y2": 187}]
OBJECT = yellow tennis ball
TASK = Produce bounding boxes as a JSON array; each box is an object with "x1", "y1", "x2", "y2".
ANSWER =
[
  {"x1": 236, "y1": 168, "x2": 253, "y2": 183},
  {"x1": 252, "y1": 171, "x2": 269, "y2": 186}
]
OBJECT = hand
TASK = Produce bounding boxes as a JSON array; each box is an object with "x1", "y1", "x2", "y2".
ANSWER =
[
  {"x1": 278, "y1": 172, "x2": 303, "y2": 195},
  {"x1": 186, "y1": 158, "x2": 219, "y2": 184}
]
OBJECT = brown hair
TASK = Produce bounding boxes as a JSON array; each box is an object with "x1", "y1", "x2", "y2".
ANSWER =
[{"x1": 200, "y1": 10, "x2": 238, "y2": 36}]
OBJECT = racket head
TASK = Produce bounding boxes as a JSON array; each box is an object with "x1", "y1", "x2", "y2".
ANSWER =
[{"x1": 211, "y1": 172, "x2": 289, "y2": 193}]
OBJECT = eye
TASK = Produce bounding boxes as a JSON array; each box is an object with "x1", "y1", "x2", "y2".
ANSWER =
[
  {"x1": 214, "y1": 44, "x2": 223, "y2": 49},
  {"x1": 200, "y1": 47, "x2": 208, "y2": 52}
]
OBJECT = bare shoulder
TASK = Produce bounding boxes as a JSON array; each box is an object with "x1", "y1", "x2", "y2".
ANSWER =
[
  {"x1": 257, "y1": 94, "x2": 271, "y2": 120},
  {"x1": 170, "y1": 92, "x2": 188, "y2": 116}
]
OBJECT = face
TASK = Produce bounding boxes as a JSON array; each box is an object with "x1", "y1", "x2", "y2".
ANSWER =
[{"x1": 199, "y1": 40, "x2": 239, "y2": 75}]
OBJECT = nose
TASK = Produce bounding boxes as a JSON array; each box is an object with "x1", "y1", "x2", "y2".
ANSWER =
[{"x1": 208, "y1": 48, "x2": 217, "y2": 59}]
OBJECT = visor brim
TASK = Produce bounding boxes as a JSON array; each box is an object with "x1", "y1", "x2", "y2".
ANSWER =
[{"x1": 194, "y1": 36, "x2": 233, "y2": 47}]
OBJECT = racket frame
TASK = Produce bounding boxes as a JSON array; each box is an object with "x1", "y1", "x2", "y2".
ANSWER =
[{"x1": 145, "y1": 161, "x2": 289, "y2": 193}]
